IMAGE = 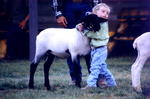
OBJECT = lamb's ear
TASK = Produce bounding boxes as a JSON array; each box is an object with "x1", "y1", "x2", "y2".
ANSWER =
[
  {"x1": 98, "y1": 17, "x2": 108, "y2": 23},
  {"x1": 78, "y1": 16, "x2": 88, "y2": 23}
]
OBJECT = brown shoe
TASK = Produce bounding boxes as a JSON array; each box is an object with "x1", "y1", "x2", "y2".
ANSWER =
[{"x1": 97, "y1": 74, "x2": 107, "y2": 88}]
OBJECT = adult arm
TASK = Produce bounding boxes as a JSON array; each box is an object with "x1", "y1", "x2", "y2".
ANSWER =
[{"x1": 50, "y1": 0, "x2": 67, "y2": 27}]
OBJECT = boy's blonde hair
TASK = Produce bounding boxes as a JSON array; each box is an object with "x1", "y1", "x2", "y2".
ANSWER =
[{"x1": 92, "y1": 3, "x2": 111, "y2": 14}]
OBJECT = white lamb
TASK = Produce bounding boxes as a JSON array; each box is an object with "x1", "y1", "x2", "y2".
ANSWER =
[
  {"x1": 28, "y1": 14, "x2": 107, "y2": 90},
  {"x1": 131, "y1": 32, "x2": 150, "y2": 92}
]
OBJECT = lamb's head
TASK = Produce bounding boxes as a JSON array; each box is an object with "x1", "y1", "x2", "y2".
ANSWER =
[{"x1": 80, "y1": 14, "x2": 108, "y2": 32}]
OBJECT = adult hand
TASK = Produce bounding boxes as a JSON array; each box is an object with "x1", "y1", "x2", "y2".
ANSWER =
[{"x1": 56, "y1": 16, "x2": 68, "y2": 27}]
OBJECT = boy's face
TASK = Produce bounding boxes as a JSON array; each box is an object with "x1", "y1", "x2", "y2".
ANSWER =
[{"x1": 96, "y1": 6, "x2": 110, "y2": 19}]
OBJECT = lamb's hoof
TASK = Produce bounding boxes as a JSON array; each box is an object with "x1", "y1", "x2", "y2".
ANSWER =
[
  {"x1": 133, "y1": 86, "x2": 142, "y2": 93},
  {"x1": 29, "y1": 84, "x2": 34, "y2": 89},
  {"x1": 75, "y1": 83, "x2": 81, "y2": 88},
  {"x1": 44, "y1": 84, "x2": 51, "y2": 90},
  {"x1": 46, "y1": 86, "x2": 51, "y2": 90},
  {"x1": 69, "y1": 80, "x2": 76, "y2": 86}
]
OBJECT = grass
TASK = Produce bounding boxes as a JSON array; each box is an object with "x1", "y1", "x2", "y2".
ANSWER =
[{"x1": 0, "y1": 56, "x2": 149, "y2": 99}]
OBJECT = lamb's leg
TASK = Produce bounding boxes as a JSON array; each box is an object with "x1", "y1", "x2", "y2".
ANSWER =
[
  {"x1": 72, "y1": 55, "x2": 82, "y2": 88},
  {"x1": 84, "y1": 53, "x2": 91, "y2": 73},
  {"x1": 131, "y1": 54, "x2": 148, "y2": 92},
  {"x1": 29, "y1": 62, "x2": 38, "y2": 89},
  {"x1": 44, "y1": 54, "x2": 55, "y2": 90},
  {"x1": 29, "y1": 50, "x2": 46, "y2": 89}
]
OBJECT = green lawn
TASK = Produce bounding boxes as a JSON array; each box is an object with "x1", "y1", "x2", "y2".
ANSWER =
[{"x1": 0, "y1": 57, "x2": 149, "y2": 99}]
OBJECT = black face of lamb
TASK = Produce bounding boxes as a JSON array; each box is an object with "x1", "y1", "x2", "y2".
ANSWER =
[{"x1": 81, "y1": 14, "x2": 108, "y2": 32}]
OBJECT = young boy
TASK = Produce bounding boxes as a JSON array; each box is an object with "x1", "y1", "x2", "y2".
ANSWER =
[{"x1": 77, "y1": 3, "x2": 117, "y2": 89}]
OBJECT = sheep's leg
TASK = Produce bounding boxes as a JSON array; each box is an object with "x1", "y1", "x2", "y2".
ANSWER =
[
  {"x1": 84, "y1": 53, "x2": 91, "y2": 73},
  {"x1": 29, "y1": 62, "x2": 39, "y2": 89},
  {"x1": 44, "y1": 54, "x2": 55, "y2": 90},
  {"x1": 72, "y1": 55, "x2": 82, "y2": 88},
  {"x1": 29, "y1": 50, "x2": 46, "y2": 89},
  {"x1": 131, "y1": 54, "x2": 148, "y2": 92}
]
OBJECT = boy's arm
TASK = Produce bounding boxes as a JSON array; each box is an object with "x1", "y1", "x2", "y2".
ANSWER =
[{"x1": 86, "y1": 22, "x2": 109, "y2": 39}]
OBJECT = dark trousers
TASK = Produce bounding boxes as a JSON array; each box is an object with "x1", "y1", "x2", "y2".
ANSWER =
[
  {"x1": 63, "y1": 2, "x2": 92, "y2": 81},
  {"x1": 6, "y1": 23, "x2": 29, "y2": 59},
  {"x1": 67, "y1": 54, "x2": 91, "y2": 81}
]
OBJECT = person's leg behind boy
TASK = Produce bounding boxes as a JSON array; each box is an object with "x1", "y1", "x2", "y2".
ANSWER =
[{"x1": 64, "y1": 3, "x2": 91, "y2": 84}]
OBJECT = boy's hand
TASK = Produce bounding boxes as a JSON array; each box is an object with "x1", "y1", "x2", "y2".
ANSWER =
[{"x1": 76, "y1": 23, "x2": 84, "y2": 32}]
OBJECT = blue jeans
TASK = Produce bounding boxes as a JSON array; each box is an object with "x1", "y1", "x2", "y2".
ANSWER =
[{"x1": 87, "y1": 46, "x2": 117, "y2": 87}]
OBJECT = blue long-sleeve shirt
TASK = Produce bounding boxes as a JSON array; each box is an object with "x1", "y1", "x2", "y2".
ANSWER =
[{"x1": 50, "y1": 0, "x2": 102, "y2": 18}]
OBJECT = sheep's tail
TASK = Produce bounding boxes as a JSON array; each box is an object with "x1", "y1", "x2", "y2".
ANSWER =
[{"x1": 133, "y1": 39, "x2": 137, "y2": 49}]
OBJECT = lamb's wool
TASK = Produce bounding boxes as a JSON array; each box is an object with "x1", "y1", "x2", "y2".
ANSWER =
[
  {"x1": 34, "y1": 28, "x2": 90, "y2": 63},
  {"x1": 131, "y1": 32, "x2": 150, "y2": 93}
]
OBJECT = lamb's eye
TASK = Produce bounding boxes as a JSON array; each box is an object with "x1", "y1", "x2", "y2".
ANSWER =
[{"x1": 89, "y1": 25, "x2": 93, "y2": 29}]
